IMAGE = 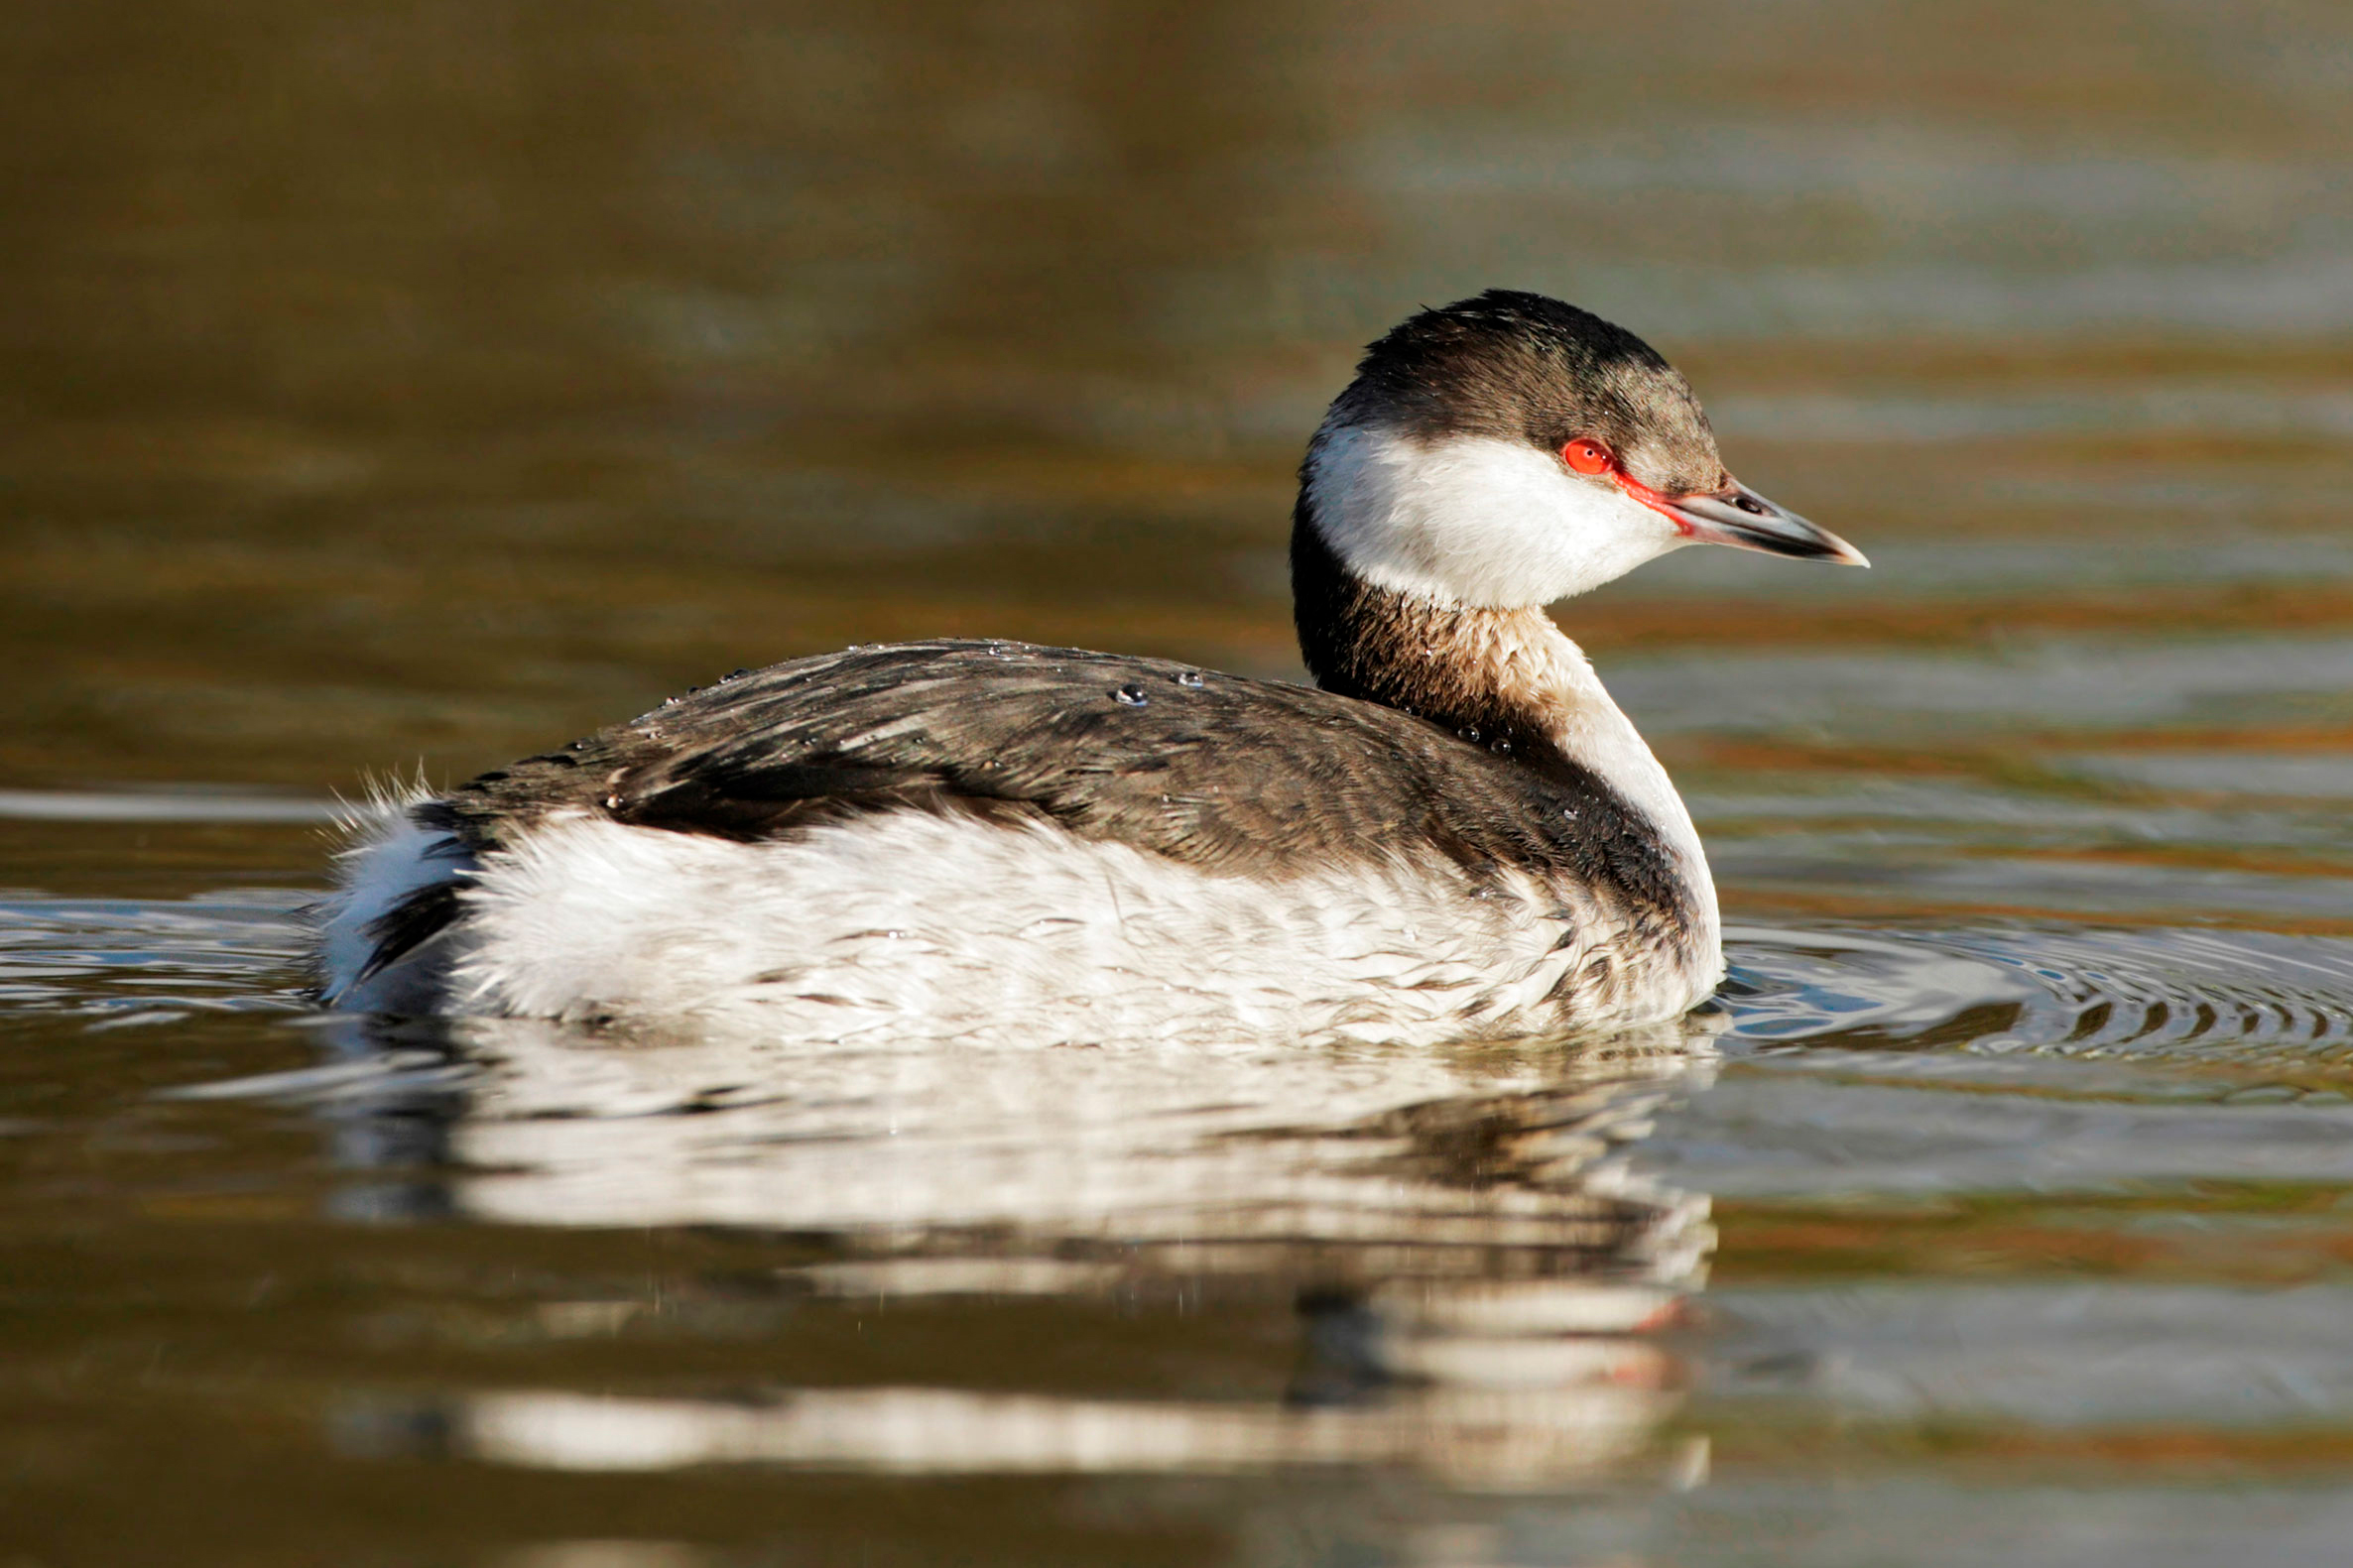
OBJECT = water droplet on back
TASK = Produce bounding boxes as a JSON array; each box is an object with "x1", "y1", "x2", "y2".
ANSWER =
[
  {"x1": 1175, "y1": 670, "x2": 1204, "y2": 688},
  {"x1": 1113, "y1": 683, "x2": 1149, "y2": 707}
]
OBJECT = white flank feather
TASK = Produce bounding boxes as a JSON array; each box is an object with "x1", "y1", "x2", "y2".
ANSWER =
[{"x1": 316, "y1": 806, "x2": 1716, "y2": 1046}]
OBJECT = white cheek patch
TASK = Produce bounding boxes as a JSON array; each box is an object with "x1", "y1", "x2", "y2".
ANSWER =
[{"x1": 1305, "y1": 424, "x2": 1684, "y2": 608}]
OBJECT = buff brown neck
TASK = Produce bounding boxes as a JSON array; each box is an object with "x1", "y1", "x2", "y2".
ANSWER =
[{"x1": 1290, "y1": 503, "x2": 1576, "y2": 769}]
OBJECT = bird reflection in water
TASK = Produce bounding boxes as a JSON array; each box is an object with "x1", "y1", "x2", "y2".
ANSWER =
[{"x1": 299, "y1": 1008, "x2": 1722, "y2": 1494}]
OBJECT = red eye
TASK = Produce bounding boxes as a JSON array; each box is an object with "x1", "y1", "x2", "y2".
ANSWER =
[{"x1": 1562, "y1": 438, "x2": 1613, "y2": 476}]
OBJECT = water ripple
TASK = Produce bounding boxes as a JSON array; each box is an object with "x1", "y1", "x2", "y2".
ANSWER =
[
  {"x1": 0, "y1": 893, "x2": 313, "y2": 1017},
  {"x1": 1725, "y1": 923, "x2": 2353, "y2": 1065}
]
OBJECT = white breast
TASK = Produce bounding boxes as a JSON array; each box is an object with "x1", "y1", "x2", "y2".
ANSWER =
[{"x1": 316, "y1": 802, "x2": 1716, "y2": 1046}]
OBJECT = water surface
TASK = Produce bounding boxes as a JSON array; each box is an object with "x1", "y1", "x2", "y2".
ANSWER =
[{"x1": 7, "y1": 3, "x2": 2353, "y2": 1563}]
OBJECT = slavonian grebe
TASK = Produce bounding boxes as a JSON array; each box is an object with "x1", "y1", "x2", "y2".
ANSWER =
[{"x1": 315, "y1": 291, "x2": 1863, "y2": 1044}]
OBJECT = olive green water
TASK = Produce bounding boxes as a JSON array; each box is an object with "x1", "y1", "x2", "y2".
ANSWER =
[{"x1": 9, "y1": 4, "x2": 2353, "y2": 1564}]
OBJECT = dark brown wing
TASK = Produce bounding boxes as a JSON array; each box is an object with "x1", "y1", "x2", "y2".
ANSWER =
[{"x1": 421, "y1": 641, "x2": 1682, "y2": 914}]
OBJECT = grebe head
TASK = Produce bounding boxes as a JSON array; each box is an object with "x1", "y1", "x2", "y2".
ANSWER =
[{"x1": 1302, "y1": 290, "x2": 1866, "y2": 609}]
